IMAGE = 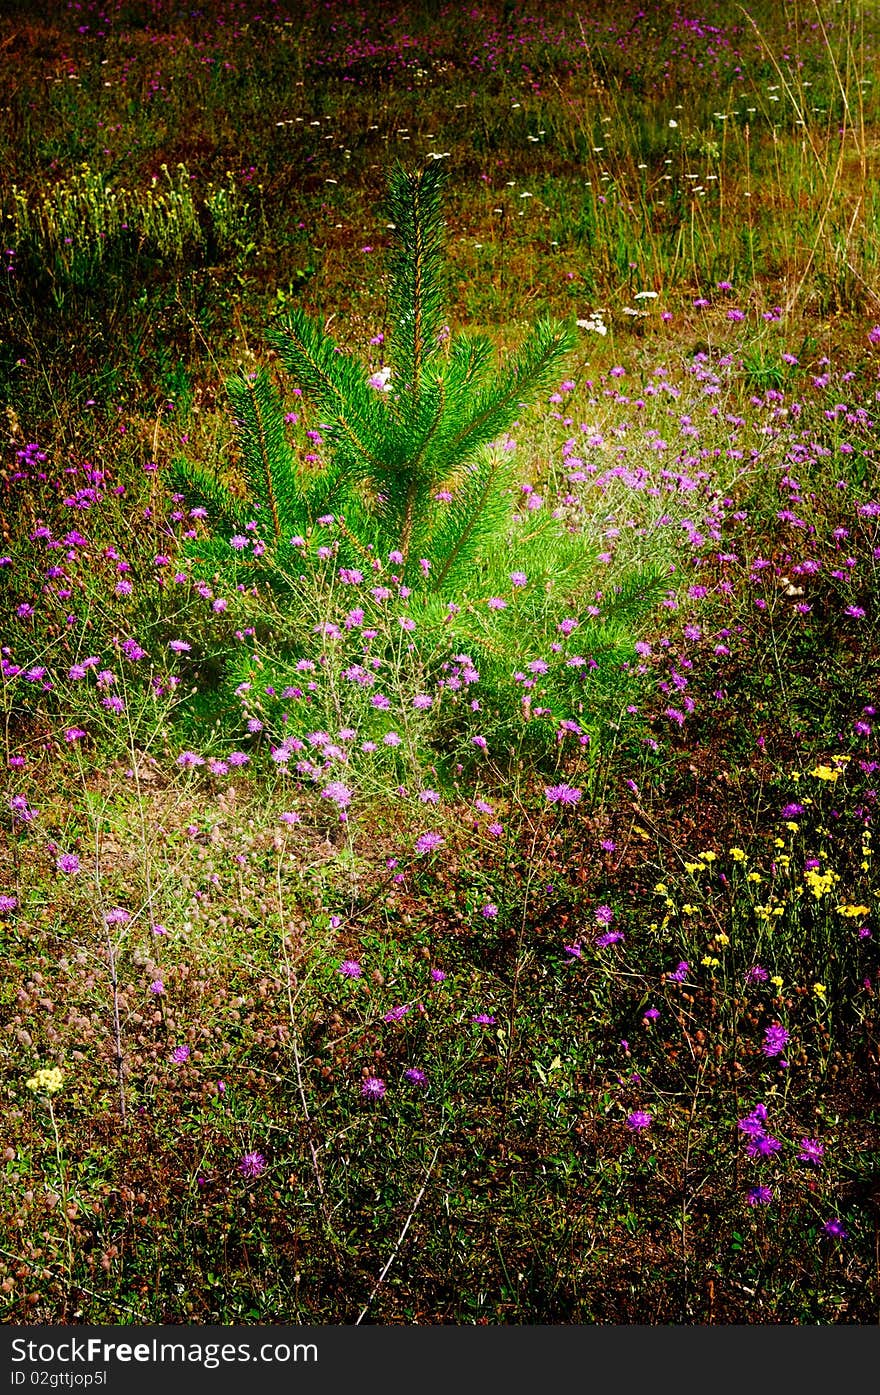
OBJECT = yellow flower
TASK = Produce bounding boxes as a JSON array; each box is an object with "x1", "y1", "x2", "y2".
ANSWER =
[
  {"x1": 716, "y1": 932, "x2": 730, "y2": 946},
  {"x1": 699, "y1": 850, "x2": 717, "y2": 863},
  {"x1": 836, "y1": 904, "x2": 870, "y2": 917},
  {"x1": 26, "y1": 1066, "x2": 64, "y2": 1095},
  {"x1": 746, "y1": 872, "x2": 763, "y2": 883},
  {"x1": 653, "y1": 882, "x2": 668, "y2": 895},
  {"x1": 784, "y1": 821, "x2": 800, "y2": 832},
  {"x1": 813, "y1": 982, "x2": 827, "y2": 998},
  {"x1": 684, "y1": 861, "x2": 703, "y2": 875},
  {"x1": 809, "y1": 764, "x2": 839, "y2": 782},
  {"x1": 770, "y1": 975, "x2": 783, "y2": 990},
  {"x1": 701, "y1": 955, "x2": 720, "y2": 968},
  {"x1": 682, "y1": 903, "x2": 698, "y2": 915},
  {"x1": 730, "y1": 847, "x2": 746, "y2": 862},
  {"x1": 773, "y1": 837, "x2": 785, "y2": 848}
]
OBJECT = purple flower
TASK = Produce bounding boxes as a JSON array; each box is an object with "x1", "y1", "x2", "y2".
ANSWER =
[
  {"x1": 781, "y1": 803, "x2": 804, "y2": 818},
  {"x1": 0, "y1": 895, "x2": 17, "y2": 912},
  {"x1": 177, "y1": 751, "x2": 204, "y2": 768},
  {"x1": 404, "y1": 1068, "x2": 427, "y2": 1085},
  {"x1": 168, "y1": 639, "x2": 191, "y2": 652},
  {"x1": 150, "y1": 980, "x2": 165, "y2": 995},
  {"x1": 746, "y1": 1186, "x2": 773, "y2": 1206},
  {"x1": 471, "y1": 1014, "x2": 496, "y2": 1026},
  {"x1": 797, "y1": 1138, "x2": 825, "y2": 1166},
  {"x1": 822, "y1": 1218, "x2": 848, "y2": 1239},
  {"x1": 430, "y1": 968, "x2": 446, "y2": 983},
  {"x1": 64, "y1": 727, "x2": 87, "y2": 742},
  {"x1": 383, "y1": 1004, "x2": 411, "y2": 1023},
  {"x1": 667, "y1": 961, "x2": 689, "y2": 983},
  {"x1": 171, "y1": 1045, "x2": 190, "y2": 1064},
  {"x1": 746, "y1": 965, "x2": 768, "y2": 984},
  {"x1": 481, "y1": 903, "x2": 498, "y2": 919},
  {"x1": 563, "y1": 943, "x2": 582, "y2": 959},
  {"x1": 339, "y1": 960, "x2": 362, "y2": 978},
  {"x1": 595, "y1": 930, "x2": 624, "y2": 948},
  {"x1": 643, "y1": 1007, "x2": 660, "y2": 1022},
  {"x1": 594, "y1": 904, "x2": 614, "y2": 925},
  {"x1": 238, "y1": 1151, "x2": 266, "y2": 1179},
  {"x1": 763, "y1": 1024, "x2": 790, "y2": 1057},
  {"x1": 626, "y1": 1111, "x2": 652, "y2": 1132},
  {"x1": 56, "y1": 853, "x2": 80, "y2": 874},
  {"x1": 321, "y1": 781, "x2": 352, "y2": 809},
  {"x1": 545, "y1": 783, "x2": 582, "y2": 805},
  {"x1": 746, "y1": 1135, "x2": 782, "y2": 1159},
  {"x1": 738, "y1": 1104, "x2": 769, "y2": 1137},
  {"x1": 361, "y1": 1076, "x2": 386, "y2": 1100},
  {"x1": 415, "y1": 831, "x2": 444, "y2": 855}
]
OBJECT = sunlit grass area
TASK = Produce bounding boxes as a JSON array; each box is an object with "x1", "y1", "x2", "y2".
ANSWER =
[{"x1": 0, "y1": 0, "x2": 878, "y2": 1324}]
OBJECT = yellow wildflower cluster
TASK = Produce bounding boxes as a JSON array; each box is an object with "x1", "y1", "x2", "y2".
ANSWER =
[
  {"x1": 803, "y1": 866, "x2": 838, "y2": 900},
  {"x1": 836, "y1": 904, "x2": 870, "y2": 918},
  {"x1": 26, "y1": 1066, "x2": 64, "y2": 1095}
]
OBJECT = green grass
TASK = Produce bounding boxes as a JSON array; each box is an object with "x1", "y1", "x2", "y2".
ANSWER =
[{"x1": 0, "y1": 0, "x2": 879, "y2": 1326}]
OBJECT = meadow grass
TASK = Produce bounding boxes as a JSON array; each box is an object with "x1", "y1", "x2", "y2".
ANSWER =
[{"x1": 0, "y1": 0, "x2": 878, "y2": 1324}]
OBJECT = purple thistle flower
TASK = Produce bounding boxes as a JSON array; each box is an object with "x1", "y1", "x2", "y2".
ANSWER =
[
  {"x1": 430, "y1": 968, "x2": 446, "y2": 983},
  {"x1": 383, "y1": 1004, "x2": 411, "y2": 1023},
  {"x1": 0, "y1": 895, "x2": 17, "y2": 912},
  {"x1": 746, "y1": 1135, "x2": 782, "y2": 1159},
  {"x1": 56, "y1": 853, "x2": 80, "y2": 874},
  {"x1": 595, "y1": 930, "x2": 624, "y2": 948},
  {"x1": 404, "y1": 1068, "x2": 427, "y2": 1085},
  {"x1": 595, "y1": 904, "x2": 614, "y2": 925},
  {"x1": 238, "y1": 1151, "x2": 266, "y2": 1179},
  {"x1": 667, "y1": 960, "x2": 689, "y2": 983},
  {"x1": 797, "y1": 1138, "x2": 825, "y2": 1166},
  {"x1": 763, "y1": 1024, "x2": 790, "y2": 1057},
  {"x1": 626, "y1": 1111, "x2": 652, "y2": 1132},
  {"x1": 563, "y1": 943, "x2": 582, "y2": 959},
  {"x1": 738, "y1": 1104, "x2": 769, "y2": 1137},
  {"x1": 321, "y1": 781, "x2": 352, "y2": 809},
  {"x1": 415, "y1": 831, "x2": 444, "y2": 855},
  {"x1": 361, "y1": 1076, "x2": 386, "y2": 1100},
  {"x1": 471, "y1": 1014, "x2": 496, "y2": 1026},
  {"x1": 822, "y1": 1218, "x2": 848, "y2": 1238},
  {"x1": 746, "y1": 1186, "x2": 773, "y2": 1206},
  {"x1": 746, "y1": 965, "x2": 768, "y2": 984},
  {"x1": 545, "y1": 783, "x2": 582, "y2": 805},
  {"x1": 171, "y1": 1045, "x2": 190, "y2": 1064},
  {"x1": 339, "y1": 960, "x2": 362, "y2": 978}
]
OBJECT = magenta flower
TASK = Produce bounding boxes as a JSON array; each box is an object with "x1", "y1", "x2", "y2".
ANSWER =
[
  {"x1": 797, "y1": 1138, "x2": 825, "y2": 1166},
  {"x1": 823, "y1": 1218, "x2": 848, "y2": 1238},
  {"x1": 171, "y1": 1045, "x2": 190, "y2": 1064},
  {"x1": 763, "y1": 1024, "x2": 790, "y2": 1057},
  {"x1": 383, "y1": 1004, "x2": 411, "y2": 1023},
  {"x1": 415, "y1": 831, "x2": 444, "y2": 855},
  {"x1": 746, "y1": 1186, "x2": 773, "y2": 1206},
  {"x1": 56, "y1": 853, "x2": 80, "y2": 874},
  {"x1": 361, "y1": 1076, "x2": 386, "y2": 1100},
  {"x1": 545, "y1": 783, "x2": 582, "y2": 805},
  {"x1": 430, "y1": 968, "x2": 446, "y2": 983},
  {"x1": 595, "y1": 904, "x2": 614, "y2": 925},
  {"x1": 404, "y1": 1068, "x2": 427, "y2": 1085},
  {"x1": 626, "y1": 1111, "x2": 652, "y2": 1132},
  {"x1": 339, "y1": 960, "x2": 362, "y2": 978},
  {"x1": 321, "y1": 781, "x2": 352, "y2": 809},
  {"x1": 238, "y1": 1151, "x2": 266, "y2": 1179}
]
